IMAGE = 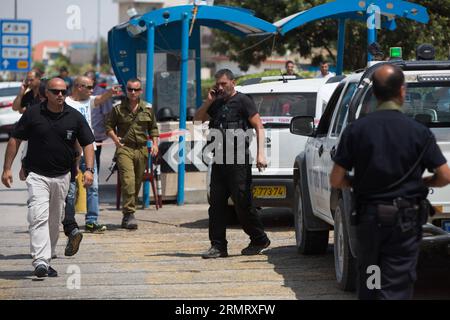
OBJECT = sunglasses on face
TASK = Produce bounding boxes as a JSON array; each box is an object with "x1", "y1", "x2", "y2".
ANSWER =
[
  {"x1": 47, "y1": 89, "x2": 67, "y2": 96},
  {"x1": 79, "y1": 84, "x2": 94, "y2": 90},
  {"x1": 127, "y1": 87, "x2": 142, "y2": 93}
]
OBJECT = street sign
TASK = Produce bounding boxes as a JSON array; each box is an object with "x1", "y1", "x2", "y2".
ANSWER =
[{"x1": 0, "y1": 19, "x2": 31, "y2": 72}]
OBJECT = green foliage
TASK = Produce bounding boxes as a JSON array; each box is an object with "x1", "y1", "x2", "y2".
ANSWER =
[
  {"x1": 235, "y1": 69, "x2": 314, "y2": 85},
  {"x1": 32, "y1": 61, "x2": 46, "y2": 75},
  {"x1": 92, "y1": 37, "x2": 112, "y2": 68},
  {"x1": 211, "y1": 0, "x2": 450, "y2": 72}
]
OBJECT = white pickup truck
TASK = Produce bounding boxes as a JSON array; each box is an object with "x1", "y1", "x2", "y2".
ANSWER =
[
  {"x1": 206, "y1": 76, "x2": 340, "y2": 212},
  {"x1": 290, "y1": 60, "x2": 450, "y2": 291}
]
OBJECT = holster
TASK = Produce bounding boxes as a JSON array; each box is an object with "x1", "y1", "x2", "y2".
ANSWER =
[
  {"x1": 419, "y1": 198, "x2": 435, "y2": 225},
  {"x1": 375, "y1": 198, "x2": 420, "y2": 233},
  {"x1": 376, "y1": 204, "x2": 398, "y2": 227}
]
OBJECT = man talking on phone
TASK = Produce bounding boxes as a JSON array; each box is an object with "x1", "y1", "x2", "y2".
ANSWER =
[
  {"x1": 13, "y1": 70, "x2": 43, "y2": 113},
  {"x1": 194, "y1": 69, "x2": 270, "y2": 259}
]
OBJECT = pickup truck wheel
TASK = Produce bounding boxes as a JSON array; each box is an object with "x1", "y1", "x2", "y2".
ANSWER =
[
  {"x1": 294, "y1": 184, "x2": 328, "y2": 254},
  {"x1": 334, "y1": 199, "x2": 356, "y2": 291}
]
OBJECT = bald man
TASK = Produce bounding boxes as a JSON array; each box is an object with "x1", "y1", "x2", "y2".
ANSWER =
[
  {"x1": 2, "y1": 77, "x2": 95, "y2": 278},
  {"x1": 330, "y1": 64, "x2": 450, "y2": 299},
  {"x1": 62, "y1": 76, "x2": 120, "y2": 238}
]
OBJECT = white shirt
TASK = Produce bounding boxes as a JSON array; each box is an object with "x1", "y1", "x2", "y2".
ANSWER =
[
  {"x1": 65, "y1": 96, "x2": 97, "y2": 150},
  {"x1": 316, "y1": 72, "x2": 336, "y2": 79},
  {"x1": 65, "y1": 96, "x2": 96, "y2": 129}
]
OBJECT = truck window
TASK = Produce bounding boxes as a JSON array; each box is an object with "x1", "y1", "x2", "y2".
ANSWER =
[
  {"x1": 359, "y1": 83, "x2": 450, "y2": 128},
  {"x1": 331, "y1": 82, "x2": 357, "y2": 136},
  {"x1": 248, "y1": 92, "x2": 317, "y2": 128},
  {"x1": 315, "y1": 82, "x2": 345, "y2": 136}
]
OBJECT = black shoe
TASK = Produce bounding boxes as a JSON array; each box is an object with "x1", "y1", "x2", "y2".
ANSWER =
[
  {"x1": 201, "y1": 247, "x2": 228, "y2": 259},
  {"x1": 34, "y1": 264, "x2": 48, "y2": 278},
  {"x1": 65, "y1": 228, "x2": 83, "y2": 256},
  {"x1": 48, "y1": 266, "x2": 58, "y2": 277},
  {"x1": 241, "y1": 239, "x2": 270, "y2": 256},
  {"x1": 121, "y1": 214, "x2": 138, "y2": 230}
]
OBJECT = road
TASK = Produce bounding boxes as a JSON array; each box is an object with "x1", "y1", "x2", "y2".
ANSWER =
[{"x1": 0, "y1": 139, "x2": 448, "y2": 300}]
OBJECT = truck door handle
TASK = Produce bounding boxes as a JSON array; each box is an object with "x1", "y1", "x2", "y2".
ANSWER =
[
  {"x1": 330, "y1": 146, "x2": 336, "y2": 158},
  {"x1": 318, "y1": 145, "x2": 324, "y2": 157}
]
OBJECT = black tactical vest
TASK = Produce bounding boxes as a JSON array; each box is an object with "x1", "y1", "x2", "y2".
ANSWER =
[{"x1": 209, "y1": 102, "x2": 249, "y2": 131}]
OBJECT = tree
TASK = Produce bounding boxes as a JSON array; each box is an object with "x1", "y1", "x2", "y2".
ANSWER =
[
  {"x1": 210, "y1": 0, "x2": 450, "y2": 71},
  {"x1": 91, "y1": 37, "x2": 112, "y2": 71}
]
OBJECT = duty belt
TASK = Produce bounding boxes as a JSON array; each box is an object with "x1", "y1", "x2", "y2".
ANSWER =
[{"x1": 359, "y1": 197, "x2": 422, "y2": 232}]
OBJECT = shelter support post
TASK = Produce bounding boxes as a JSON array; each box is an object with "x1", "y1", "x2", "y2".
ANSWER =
[
  {"x1": 177, "y1": 12, "x2": 189, "y2": 206},
  {"x1": 143, "y1": 21, "x2": 155, "y2": 209},
  {"x1": 193, "y1": 26, "x2": 202, "y2": 108},
  {"x1": 367, "y1": 6, "x2": 378, "y2": 62},
  {"x1": 145, "y1": 22, "x2": 155, "y2": 104},
  {"x1": 336, "y1": 18, "x2": 346, "y2": 76}
]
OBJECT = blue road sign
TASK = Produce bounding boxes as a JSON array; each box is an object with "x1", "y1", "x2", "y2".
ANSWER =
[{"x1": 0, "y1": 19, "x2": 32, "y2": 72}]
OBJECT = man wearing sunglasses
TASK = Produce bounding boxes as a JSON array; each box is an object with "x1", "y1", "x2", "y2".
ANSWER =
[
  {"x1": 62, "y1": 76, "x2": 120, "y2": 247},
  {"x1": 105, "y1": 78, "x2": 159, "y2": 229},
  {"x1": 2, "y1": 77, "x2": 95, "y2": 278}
]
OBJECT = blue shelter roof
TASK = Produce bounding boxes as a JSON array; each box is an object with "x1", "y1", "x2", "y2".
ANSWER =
[{"x1": 275, "y1": 0, "x2": 429, "y2": 35}]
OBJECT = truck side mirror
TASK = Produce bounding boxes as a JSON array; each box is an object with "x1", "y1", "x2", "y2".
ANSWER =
[{"x1": 290, "y1": 116, "x2": 315, "y2": 136}]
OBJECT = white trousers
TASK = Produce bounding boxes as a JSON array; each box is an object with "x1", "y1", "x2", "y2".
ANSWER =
[{"x1": 26, "y1": 172, "x2": 70, "y2": 268}]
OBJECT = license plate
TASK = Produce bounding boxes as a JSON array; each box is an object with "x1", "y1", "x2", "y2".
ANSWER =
[
  {"x1": 252, "y1": 186, "x2": 286, "y2": 199},
  {"x1": 442, "y1": 220, "x2": 450, "y2": 233}
]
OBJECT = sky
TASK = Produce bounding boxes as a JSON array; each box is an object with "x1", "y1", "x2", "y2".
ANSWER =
[{"x1": 2, "y1": 0, "x2": 119, "y2": 45}]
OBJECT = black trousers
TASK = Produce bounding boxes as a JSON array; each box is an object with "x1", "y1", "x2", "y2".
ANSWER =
[
  {"x1": 95, "y1": 140, "x2": 103, "y2": 172},
  {"x1": 62, "y1": 173, "x2": 78, "y2": 237},
  {"x1": 356, "y1": 204, "x2": 422, "y2": 300},
  {"x1": 208, "y1": 163, "x2": 268, "y2": 250}
]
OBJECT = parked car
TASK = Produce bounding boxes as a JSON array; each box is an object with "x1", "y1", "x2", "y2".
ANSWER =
[
  {"x1": 0, "y1": 82, "x2": 22, "y2": 139},
  {"x1": 206, "y1": 76, "x2": 341, "y2": 213},
  {"x1": 290, "y1": 59, "x2": 450, "y2": 291}
]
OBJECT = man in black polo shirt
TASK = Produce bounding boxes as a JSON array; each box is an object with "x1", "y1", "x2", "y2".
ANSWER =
[
  {"x1": 1, "y1": 77, "x2": 95, "y2": 278},
  {"x1": 12, "y1": 69, "x2": 43, "y2": 113},
  {"x1": 330, "y1": 64, "x2": 450, "y2": 299}
]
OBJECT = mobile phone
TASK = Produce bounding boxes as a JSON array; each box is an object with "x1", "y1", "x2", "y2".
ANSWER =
[{"x1": 210, "y1": 85, "x2": 218, "y2": 97}]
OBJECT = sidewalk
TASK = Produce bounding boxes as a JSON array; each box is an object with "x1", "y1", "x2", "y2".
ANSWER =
[{"x1": 0, "y1": 201, "x2": 356, "y2": 300}]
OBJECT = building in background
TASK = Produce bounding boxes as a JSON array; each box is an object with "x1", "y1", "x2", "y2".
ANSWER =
[
  {"x1": 32, "y1": 41, "x2": 71, "y2": 66},
  {"x1": 33, "y1": 40, "x2": 96, "y2": 66}
]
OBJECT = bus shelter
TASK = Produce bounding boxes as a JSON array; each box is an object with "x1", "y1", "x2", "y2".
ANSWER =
[{"x1": 108, "y1": 5, "x2": 277, "y2": 205}]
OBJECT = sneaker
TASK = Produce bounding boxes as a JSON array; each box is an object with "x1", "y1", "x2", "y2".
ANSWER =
[
  {"x1": 201, "y1": 246, "x2": 228, "y2": 259},
  {"x1": 241, "y1": 239, "x2": 271, "y2": 256},
  {"x1": 85, "y1": 222, "x2": 107, "y2": 233},
  {"x1": 48, "y1": 266, "x2": 58, "y2": 277},
  {"x1": 121, "y1": 214, "x2": 138, "y2": 230},
  {"x1": 65, "y1": 228, "x2": 83, "y2": 256},
  {"x1": 34, "y1": 264, "x2": 48, "y2": 278}
]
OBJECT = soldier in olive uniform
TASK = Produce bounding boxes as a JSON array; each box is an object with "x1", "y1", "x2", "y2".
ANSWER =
[{"x1": 105, "y1": 78, "x2": 159, "y2": 229}]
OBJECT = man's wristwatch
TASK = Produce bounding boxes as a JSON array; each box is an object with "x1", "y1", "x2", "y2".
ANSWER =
[{"x1": 85, "y1": 168, "x2": 95, "y2": 174}]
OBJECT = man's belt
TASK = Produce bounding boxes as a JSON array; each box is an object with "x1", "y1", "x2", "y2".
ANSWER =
[
  {"x1": 123, "y1": 141, "x2": 147, "y2": 149},
  {"x1": 360, "y1": 197, "x2": 422, "y2": 232}
]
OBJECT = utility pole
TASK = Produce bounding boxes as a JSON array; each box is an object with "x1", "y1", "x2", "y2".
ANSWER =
[
  {"x1": 96, "y1": 0, "x2": 101, "y2": 73},
  {"x1": 14, "y1": 0, "x2": 17, "y2": 19}
]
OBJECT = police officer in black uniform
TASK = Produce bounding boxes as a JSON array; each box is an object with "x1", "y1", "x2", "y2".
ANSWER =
[
  {"x1": 330, "y1": 64, "x2": 450, "y2": 299},
  {"x1": 194, "y1": 69, "x2": 270, "y2": 259}
]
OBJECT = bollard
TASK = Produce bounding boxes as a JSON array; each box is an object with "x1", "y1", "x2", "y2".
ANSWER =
[
  {"x1": 116, "y1": 171, "x2": 121, "y2": 210},
  {"x1": 75, "y1": 171, "x2": 87, "y2": 213}
]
